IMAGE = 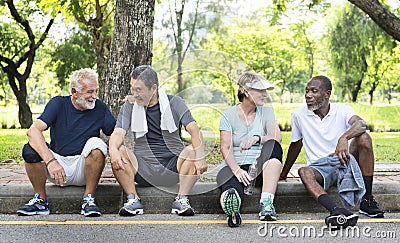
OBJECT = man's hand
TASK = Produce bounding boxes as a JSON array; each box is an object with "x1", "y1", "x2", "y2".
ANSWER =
[
  {"x1": 194, "y1": 158, "x2": 208, "y2": 176},
  {"x1": 110, "y1": 150, "x2": 127, "y2": 171},
  {"x1": 334, "y1": 117, "x2": 368, "y2": 165},
  {"x1": 122, "y1": 95, "x2": 135, "y2": 104},
  {"x1": 279, "y1": 173, "x2": 287, "y2": 182},
  {"x1": 334, "y1": 136, "x2": 350, "y2": 165},
  {"x1": 47, "y1": 160, "x2": 66, "y2": 186}
]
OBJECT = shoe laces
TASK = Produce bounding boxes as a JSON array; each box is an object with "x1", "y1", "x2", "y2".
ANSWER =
[
  {"x1": 126, "y1": 197, "x2": 140, "y2": 206},
  {"x1": 27, "y1": 193, "x2": 45, "y2": 205},
  {"x1": 177, "y1": 195, "x2": 190, "y2": 207},
  {"x1": 83, "y1": 194, "x2": 96, "y2": 207},
  {"x1": 261, "y1": 198, "x2": 273, "y2": 211},
  {"x1": 365, "y1": 197, "x2": 379, "y2": 208}
]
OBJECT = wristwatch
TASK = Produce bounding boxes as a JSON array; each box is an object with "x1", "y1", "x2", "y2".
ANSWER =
[{"x1": 253, "y1": 135, "x2": 261, "y2": 144}]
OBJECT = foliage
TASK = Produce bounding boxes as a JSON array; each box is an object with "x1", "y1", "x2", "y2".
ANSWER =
[
  {"x1": 40, "y1": 0, "x2": 114, "y2": 100},
  {"x1": 201, "y1": 16, "x2": 309, "y2": 103},
  {"x1": 327, "y1": 3, "x2": 398, "y2": 103},
  {"x1": 0, "y1": 0, "x2": 56, "y2": 128},
  {"x1": 48, "y1": 26, "x2": 96, "y2": 88},
  {"x1": 157, "y1": 0, "x2": 237, "y2": 93}
]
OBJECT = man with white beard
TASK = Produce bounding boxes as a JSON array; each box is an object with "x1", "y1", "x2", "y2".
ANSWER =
[{"x1": 17, "y1": 68, "x2": 116, "y2": 217}]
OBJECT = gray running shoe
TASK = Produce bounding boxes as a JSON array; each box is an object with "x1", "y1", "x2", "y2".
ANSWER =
[
  {"x1": 171, "y1": 195, "x2": 195, "y2": 216},
  {"x1": 259, "y1": 197, "x2": 277, "y2": 221},
  {"x1": 81, "y1": 194, "x2": 101, "y2": 217},
  {"x1": 119, "y1": 196, "x2": 144, "y2": 216}
]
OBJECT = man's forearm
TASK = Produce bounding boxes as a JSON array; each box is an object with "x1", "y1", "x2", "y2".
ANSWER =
[
  {"x1": 281, "y1": 140, "x2": 302, "y2": 177},
  {"x1": 109, "y1": 128, "x2": 126, "y2": 154}
]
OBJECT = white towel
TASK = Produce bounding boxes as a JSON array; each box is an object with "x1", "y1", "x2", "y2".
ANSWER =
[{"x1": 131, "y1": 88, "x2": 177, "y2": 138}]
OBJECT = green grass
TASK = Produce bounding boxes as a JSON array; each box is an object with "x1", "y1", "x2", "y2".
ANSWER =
[
  {"x1": 0, "y1": 129, "x2": 49, "y2": 164},
  {"x1": 190, "y1": 103, "x2": 400, "y2": 133}
]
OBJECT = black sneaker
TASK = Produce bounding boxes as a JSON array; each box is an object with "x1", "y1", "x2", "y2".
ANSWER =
[
  {"x1": 325, "y1": 207, "x2": 358, "y2": 230},
  {"x1": 81, "y1": 194, "x2": 101, "y2": 217},
  {"x1": 17, "y1": 193, "x2": 50, "y2": 216},
  {"x1": 359, "y1": 196, "x2": 384, "y2": 218}
]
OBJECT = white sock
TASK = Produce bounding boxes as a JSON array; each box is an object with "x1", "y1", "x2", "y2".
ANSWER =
[{"x1": 260, "y1": 192, "x2": 274, "y2": 203}]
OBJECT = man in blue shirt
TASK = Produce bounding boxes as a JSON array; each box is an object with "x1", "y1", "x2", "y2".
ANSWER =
[{"x1": 17, "y1": 68, "x2": 116, "y2": 217}]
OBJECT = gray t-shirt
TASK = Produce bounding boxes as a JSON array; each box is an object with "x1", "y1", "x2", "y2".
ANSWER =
[{"x1": 116, "y1": 95, "x2": 195, "y2": 166}]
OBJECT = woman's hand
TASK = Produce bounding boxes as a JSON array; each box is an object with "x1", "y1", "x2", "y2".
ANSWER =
[
  {"x1": 233, "y1": 167, "x2": 252, "y2": 186},
  {"x1": 239, "y1": 136, "x2": 259, "y2": 152}
]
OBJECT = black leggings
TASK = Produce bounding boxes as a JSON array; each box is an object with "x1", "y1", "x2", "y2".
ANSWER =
[{"x1": 216, "y1": 140, "x2": 283, "y2": 199}]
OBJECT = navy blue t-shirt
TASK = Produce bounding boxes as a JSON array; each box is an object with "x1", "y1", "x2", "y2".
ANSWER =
[{"x1": 38, "y1": 96, "x2": 116, "y2": 156}]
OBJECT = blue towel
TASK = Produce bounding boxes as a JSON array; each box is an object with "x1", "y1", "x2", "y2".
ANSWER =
[{"x1": 337, "y1": 154, "x2": 366, "y2": 209}]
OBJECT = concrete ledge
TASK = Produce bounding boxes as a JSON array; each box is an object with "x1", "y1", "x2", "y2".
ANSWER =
[{"x1": 1, "y1": 181, "x2": 399, "y2": 214}]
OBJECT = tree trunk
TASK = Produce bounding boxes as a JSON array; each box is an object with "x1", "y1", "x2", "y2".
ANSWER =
[
  {"x1": 91, "y1": 29, "x2": 111, "y2": 101},
  {"x1": 368, "y1": 82, "x2": 378, "y2": 105},
  {"x1": 6, "y1": 72, "x2": 32, "y2": 128},
  {"x1": 1, "y1": 0, "x2": 54, "y2": 128},
  {"x1": 348, "y1": 0, "x2": 400, "y2": 42},
  {"x1": 177, "y1": 53, "x2": 184, "y2": 93},
  {"x1": 104, "y1": 0, "x2": 155, "y2": 117}
]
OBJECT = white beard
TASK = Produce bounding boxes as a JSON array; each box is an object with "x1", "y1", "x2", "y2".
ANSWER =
[{"x1": 76, "y1": 96, "x2": 95, "y2": 110}]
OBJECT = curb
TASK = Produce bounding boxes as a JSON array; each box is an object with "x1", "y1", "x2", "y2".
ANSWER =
[{"x1": 1, "y1": 181, "x2": 399, "y2": 215}]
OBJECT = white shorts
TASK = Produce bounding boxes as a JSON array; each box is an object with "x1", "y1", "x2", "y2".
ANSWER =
[{"x1": 46, "y1": 137, "x2": 108, "y2": 186}]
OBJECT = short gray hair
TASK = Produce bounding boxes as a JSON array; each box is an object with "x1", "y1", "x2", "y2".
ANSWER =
[
  {"x1": 70, "y1": 68, "x2": 98, "y2": 92},
  {"x1": 130, "y1": 65, "x2": 158, "y2": 89}
]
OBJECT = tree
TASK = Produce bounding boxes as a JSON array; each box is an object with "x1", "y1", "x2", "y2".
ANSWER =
[
  {"x1": 348, "y1": 0, "x2": 400, "y2": 42},
  {"x1": 0, "y1": 0, "x2": 55, "y2": 128},
  {"x1": 49, "y1": 26, "x2": 97, "y2": 88},
  {"x1": 159, "y1": 0, "x2": 232, "y2": 94},
  {"x1": 328, "y1": 4, "x2": 369, "y2": 102},
  {"x1": 163, "y1": 0, "x2": 200, "y2": 93},
  {"x1": 41, "y1": 0, "x2": 114, "y2": 100},
  {"x1": 103, "y1": 0, "x2": 155, "y2": 116},
  {"x1": 203, "y1": 17, "x2": 309, "y2": 103},
  {"x1": 328, "y1": 3, "x2": 397, "y2": 103},
  {"x1": 273, "y1": 0, "x2": 400, "y2": 42},
  {"x1": 364, "y1": 20, "x2": 396, "y2": 104}
]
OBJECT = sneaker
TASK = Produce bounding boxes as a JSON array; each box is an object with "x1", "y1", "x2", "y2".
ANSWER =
[
  {"x1": 119, "y1": 196, "x2": 144, "y2": 216},
  {"x1": 81, "y1": 194, "x2": 101, "y2": 217},
  {"x1": 17, "y1": 193, "x2": 50, "y2": 216},
  {"x1": 171, "y1": 194, "x2": 195, "y2": 216},
  {"x1": 359, "y1": 196, "x2": 384, "y2": 218},
  {"x1": 325, "y1": 207, "x2": 358, "y2": 230},
  {"x1": 221, "y1": 188, "x2": 242, "y2": 227},
  {"x1": 259, "y1": 197, "x2": 277, "y2": 221}
]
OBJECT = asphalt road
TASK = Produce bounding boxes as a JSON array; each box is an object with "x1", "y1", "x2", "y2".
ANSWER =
[{"x1": 1, "y1": 213, "x2": 399, "y2": 242}]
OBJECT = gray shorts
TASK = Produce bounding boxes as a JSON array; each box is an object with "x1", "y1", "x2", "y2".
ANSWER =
[
  {"x1": 135, "y1": 155, "x2": 179, "y2": 187},
  {"x1": 308, "y1": 156, "x2": 341, "y2": 191}
]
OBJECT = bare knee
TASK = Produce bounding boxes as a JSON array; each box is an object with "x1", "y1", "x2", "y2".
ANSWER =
[
  {"x1": 355, "y1": 132, "x2": 373, "y2": 150},
  {"x1": 87, "y1": 149, "x2": 105, "y2": 164},
  {"x1": 298, "y1": 167, "x2": 317, "y2": 183}
]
